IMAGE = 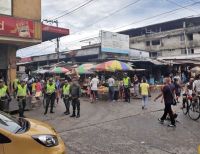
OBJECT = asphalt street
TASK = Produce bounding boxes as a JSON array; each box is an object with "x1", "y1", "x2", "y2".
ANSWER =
[{"x1": 24, "y1": 95, "x2": 200, "y2": 154}]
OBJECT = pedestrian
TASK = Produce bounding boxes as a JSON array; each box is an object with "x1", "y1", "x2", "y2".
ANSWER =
[
  {"x1": 90, "y1": 75, "x2": 99, "y2": 103},
  {"x1": 70, "y1": 78, "x2": 81, "y2": 118},
  {"x1": 154, "y1": 77, "x2": 176, "y2": 127},
  {"x1": 44, "y1": 78, "x2": 57, "y2": 115},
  {"x1": 61, "y1": 80, "x2": 71, "y2": 115},
  {"x1": 16, "y1": 80, "x2": 29, "y2": 117},
  {"x1": 108, "y1": 75, "x2": 115, "y2": 102},
  {"x1": 139, "y1": 78, "x2": 150, "y2": 110},
  {"x1": 35, "y1": 79, "x2": 42, "y2": 100},
  {"x1": 0, "y1": 80, "x2": 11, "y2": 112},
  {"x1": 13, "y1": 77, "x2": 19, "y2": 98},
  {"x1": 173, "y1": 78, "x2": 181, "y2": 103},
  {"x1": 123, "y1": 73, "x2": 131, "y2": 102},
  {"x1": 133, "y1": 75, "x2": 139, "y2": 97},
  {"x1": 119, "y1": 80, "x2": 124, "y2": 101}
]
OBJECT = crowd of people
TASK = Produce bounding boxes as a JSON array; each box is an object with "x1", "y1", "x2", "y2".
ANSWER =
[{"x1": 0, "y1": 71, "x2": 200, "y2": 128}]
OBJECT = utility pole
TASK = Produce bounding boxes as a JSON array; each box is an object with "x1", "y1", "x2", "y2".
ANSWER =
[
  {"x1": 43, "y1": 19, "x2": 60, "y2": 62},
  {"x1": 183, "y1": 21, "x2": 189, "y2": 55}
]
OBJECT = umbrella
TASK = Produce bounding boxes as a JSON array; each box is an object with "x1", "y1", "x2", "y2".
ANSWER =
[
  {"x1": 191, "y1": 66, "x2": 200, "y2": 73},
  {"x1": 33, "y1": 69, "x2": 49, "y2": 74},
  {"x1": 51, "y1": 67, "x2": 69, "y2": 74},
  {"x1": 76, "y1": 63, "x2": 94, "y2": 74},
  {"x1": 95, "y1": 60, "x2": 133, "y2": 72}
]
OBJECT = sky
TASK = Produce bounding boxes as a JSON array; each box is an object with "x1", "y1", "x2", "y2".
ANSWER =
[{"x1": 17, "y1": 0, "x2": 200, "y2": 57}]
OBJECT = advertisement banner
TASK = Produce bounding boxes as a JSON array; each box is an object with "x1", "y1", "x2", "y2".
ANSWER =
[
  {"x1": 101, "y1": 30, "x2": 129, "y2": 54},
  {"x1": 0, "y1": 0, "x2": 11, "y2": 15},
  {"x1": 0, "y1": 16, "x2": 35, "y2": 39}
]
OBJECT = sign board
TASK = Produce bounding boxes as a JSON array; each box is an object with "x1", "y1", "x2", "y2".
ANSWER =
[
  {"x1": 0, "y1": 16, "x2": 35, "y2": 39},
  {"x1": 19, "y1": 66, "x2": 26, "y2": 72},
  {"x1": 76, "y1": 47, "x2": 99, "y2": 57},
  {"x1": 101, "y1": 30, "x2": 129, "y2": 54},
  {"x1": 0, "y1": 0, "x2": 11, "y2": 15}
]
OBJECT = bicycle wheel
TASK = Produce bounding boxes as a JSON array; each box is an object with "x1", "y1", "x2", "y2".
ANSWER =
[
  {"x1": 188, "y1": 99, "x2": 200, "y2": 120},
  {"x1": 182, "y1": 99, "x2": 189, "y2": 115}
]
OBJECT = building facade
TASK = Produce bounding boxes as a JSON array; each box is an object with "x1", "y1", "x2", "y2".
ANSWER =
[
  {"x1": 120, "y1": 17, "x2": 200, "y2": 59},
  {"x1": 0, "y1": 0, "x2": 42, "y2": 85}
]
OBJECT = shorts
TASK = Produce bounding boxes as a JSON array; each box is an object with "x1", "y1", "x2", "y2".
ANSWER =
[{"x1": 91, "y1": 90, "x2": 98, "y2": 96}]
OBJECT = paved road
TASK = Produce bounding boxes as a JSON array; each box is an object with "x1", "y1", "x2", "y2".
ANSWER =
[{"x1": 24, "y1": 96, "x2": 200, "y2": 154}]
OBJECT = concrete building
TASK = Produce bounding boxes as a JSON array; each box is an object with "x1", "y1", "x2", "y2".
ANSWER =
[
  {"x1": 120, "y1": 16, "x2": 200, "y2": 60},
  {"x1": 0, "y1": 0, "x2": 69, "y2": 87}
]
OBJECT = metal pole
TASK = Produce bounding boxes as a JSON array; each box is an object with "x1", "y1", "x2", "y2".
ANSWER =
[
  {"x1": 183, "y1": 22, "x2": 189, "y2": 55},
  {"x1": 56, "y1": 21, "x2": 60, "y2": 63}
]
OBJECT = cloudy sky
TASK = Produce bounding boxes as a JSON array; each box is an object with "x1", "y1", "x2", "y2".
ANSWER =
[{"x1": 17, "y1": 0, "x2": 200, "y2": 57}]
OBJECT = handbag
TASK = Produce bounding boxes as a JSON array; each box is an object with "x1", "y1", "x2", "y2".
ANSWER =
[{"x1": 168, "y1": 85, "x2": 177, "y2": 106}]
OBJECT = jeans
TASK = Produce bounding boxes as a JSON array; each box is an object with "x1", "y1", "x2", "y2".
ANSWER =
[
  {"x1": 45, "y1": 94, "x2": 55, "y2": 113},
  {"x1": 109, "y1": 86, "x2": 115, "y2": 101},
  {"x1": 71, "y1": 98, "x2": 80, "y2": 115},
  {"x1": 142, "y1": 95, "x2": 148, "y2": 108},
  {"x1": 18, "y1": 98, "x2": 26, "y2": 117},
  {"x1": 63, "y1": 96, "x2": 70, "y2": 113},
  {"x1": 161, "y1": 103, "x2": 175, "y2": 125}
]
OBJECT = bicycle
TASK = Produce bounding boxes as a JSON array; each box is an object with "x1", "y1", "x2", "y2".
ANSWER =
[
  {"x1": 188, "y1": 94, "x2": 200, "y2": 121},
  {"x1": 182, "y1": 93, "x2": 200, "y2": 120}
]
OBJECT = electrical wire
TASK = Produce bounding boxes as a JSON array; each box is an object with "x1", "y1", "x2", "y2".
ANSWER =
[
  {"x1": 19, "y1": 1, "x2": 200, "y2": 57},
  {"x1": 165, "y1": 0, "x2": 199, "y2": 14},
  {"x1": 53, "y1": 0, "x2": 96, "y2": 20},
  {"x1": 45, "y1": 0, "x2": 95, "y2": 20}
]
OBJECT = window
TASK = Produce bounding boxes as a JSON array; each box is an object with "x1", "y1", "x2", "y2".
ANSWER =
[
  {"x1": 150, "y1": 52, "x2": 158, "y2": 58},
  {"x1": 146, "y1": 41, "x2": 150, "y2": 46},
  {"x1": 188, "y1": 48, "x2": 194, "y2": 54},
  {"x1": 181, "y1": 48, "x2": 194, "y2": 55},
  {"x1": 180, "y1": 34, "x2": 185, "y2": 41},
  {"x1": 187, "y1": 33, "x2": 193, "y2": 41},
  {"x1": 0, "y1": 0, "x2": 12, "y2": 15},
  {"x1": 152, "y1": 40, "x2": 160, "y2": 45},
  {"x1": 181, "y1": 49, "x2": 187, "y2": 55}
]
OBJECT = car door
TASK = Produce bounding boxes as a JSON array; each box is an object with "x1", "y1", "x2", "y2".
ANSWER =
[
  {"x1": 0, "y1": 144, "x2": 3, "y2": 154},
  {"x1": 0, "y1": 133, "x2": 11, "y2": 154}
]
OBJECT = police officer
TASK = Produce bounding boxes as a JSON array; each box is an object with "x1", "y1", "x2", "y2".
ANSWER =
[
  {"x1": 13, "y1": 78, "x2": 19, "y2": 98},
  {"x1": 123, "y1": 73, "x2": 131, "y2": 102},
  {"x1": 44, "y1": 78, "x2": 57, "y2": 115},
  {"x1": 70, "y1": 78, "x2": 81, "y2": 118},
  {"x1": 61, "y1": 80, "x2": 71, "y2": 115},
  {"x1": 0, "y1": 80, "x2": 11, "y2": 112},
  {"x1": 16, "y1": 80, "x2": 29, "y2": 117}
]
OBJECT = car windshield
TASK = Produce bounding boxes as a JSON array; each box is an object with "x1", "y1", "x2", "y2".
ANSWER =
[{"x1": 0, "y1": 112, "x2": 27, "y2": 133}]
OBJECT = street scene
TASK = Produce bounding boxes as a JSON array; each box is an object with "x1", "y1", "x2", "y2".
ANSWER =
[{"x1": 0, "y1": 0, "x2": 200, "y2": 154}]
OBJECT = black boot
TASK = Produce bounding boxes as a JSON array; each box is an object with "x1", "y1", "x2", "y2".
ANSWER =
[
  {"x1": 70, "y1": 110, "x2": 76, "y2": 117},
  {"x1": 76, "y1": 110, "x2": 80, "y2": 118}
]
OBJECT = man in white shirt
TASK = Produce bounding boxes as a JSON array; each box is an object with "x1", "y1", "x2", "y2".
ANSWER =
[
  {"x1": 108, "y1": 76, "x2": 115, "y2": 102},
  {"x1": 90, "y1": 75, "x2": 99, "y2": 102}
]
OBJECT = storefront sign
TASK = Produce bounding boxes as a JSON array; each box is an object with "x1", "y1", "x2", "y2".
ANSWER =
[
  {"x1": 0, "y1": 16, "x2": 35, "y2": 39},
  {"x1": 101, "y1": 30, "x2": 129, "y2": 54},
  {"x1": 0, "y1": 0, "x2": 12, "y2": 15}
]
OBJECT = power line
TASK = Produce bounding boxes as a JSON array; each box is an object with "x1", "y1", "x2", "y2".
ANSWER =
[
  {"x1": 20, "y1": 1, "x2": 200, "y2": 57},
  {"x1": 45, "y1": 0, "x2": 94, "y2": 20},
  {"x1": 165, "y1": 0, "x2": 199, "y2": 14},
  {"x1": 71, "y1": 0, "x2": 142, "y2": 35},
  {"x1": 53, "y1": 0, "x2": 96, "y2": 20},
  {"x1": 112, "y1": 1, "x2": 200, "y2": 31}
]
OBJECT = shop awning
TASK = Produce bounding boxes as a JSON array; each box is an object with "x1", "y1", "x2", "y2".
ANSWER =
[{"x1": 42, "y1": 24, "x2": 70, "y2": 42}]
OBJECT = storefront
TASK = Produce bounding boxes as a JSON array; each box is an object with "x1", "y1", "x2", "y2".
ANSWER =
[{"x1": 0, "y1": 0, "x2": 69, "y2": 90}]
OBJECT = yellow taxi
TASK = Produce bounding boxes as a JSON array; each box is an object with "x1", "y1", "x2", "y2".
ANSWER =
[
  {"x1": 198, "y1": 144, "x2": 200, "y2": 154},
  {"x1": 0, "y1": 111, "x2": 66, "y2": 154}
]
